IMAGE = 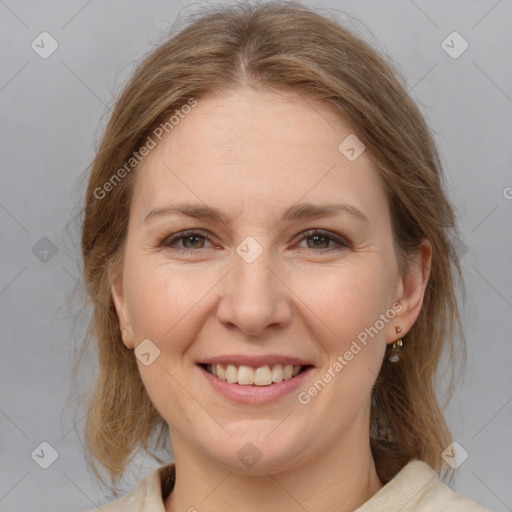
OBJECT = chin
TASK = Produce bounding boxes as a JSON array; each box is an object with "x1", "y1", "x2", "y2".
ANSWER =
[{"x1": 200, "y1": 427, "x2": 312, "y2": 475}]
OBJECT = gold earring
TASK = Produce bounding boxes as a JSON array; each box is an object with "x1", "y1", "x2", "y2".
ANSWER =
[{"x1": 388, "y1": 326, "x2": 403, "y2": 363}]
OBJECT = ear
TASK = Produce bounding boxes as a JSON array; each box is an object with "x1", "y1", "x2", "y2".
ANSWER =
[
  {"x1": 387, "y1": 239, "x2": 432, "y2": 344},
  {"x1": 111, "y1": 272, "x2": 135, "y2": 350}
]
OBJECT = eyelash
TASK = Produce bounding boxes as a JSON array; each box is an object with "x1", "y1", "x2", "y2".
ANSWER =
[{"x1": 159, "y1": 229, "x2": 350, "y2": 255}]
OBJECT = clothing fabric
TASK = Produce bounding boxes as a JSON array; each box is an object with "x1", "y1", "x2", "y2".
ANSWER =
[{"x1": 90, "y1": 459, "x2": 490, "y2": 511}]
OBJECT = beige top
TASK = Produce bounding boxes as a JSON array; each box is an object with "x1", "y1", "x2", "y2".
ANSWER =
[{"x1": 91, "y1": 459, "x2": 491, "y2": 511}]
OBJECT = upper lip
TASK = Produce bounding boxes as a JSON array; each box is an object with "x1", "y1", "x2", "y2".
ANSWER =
[{"x1": 199, "y1": 354, "x2": 314, "y2": 367}]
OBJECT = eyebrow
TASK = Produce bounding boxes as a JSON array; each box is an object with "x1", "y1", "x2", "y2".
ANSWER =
[{"x1": 144, "y1": 201, "x2": 369, "y2": 226}]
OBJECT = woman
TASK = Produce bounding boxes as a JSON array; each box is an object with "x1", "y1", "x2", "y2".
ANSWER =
[{"x1": 79, "y1": 2, "x2": 490, "y2": 510}]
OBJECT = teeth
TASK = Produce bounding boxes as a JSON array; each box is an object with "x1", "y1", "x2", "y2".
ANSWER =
[
  {"x1": 206, "y1": 363, "x2": 304, "y2": 386},
  {"x1": 272, "y1": 364, "x2": 283, "y2": 383},
  {"x1": 225, "y1": 364, "x2": 237, "y2": 384},
  {"x1": 254, "y1": 365, "x2": 272, "y2": 385},
  {"x1": 238, "y1": 365, "x2": 255, "y2": 385}
]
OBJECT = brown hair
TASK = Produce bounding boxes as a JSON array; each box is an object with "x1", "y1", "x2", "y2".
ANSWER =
[{"x1": 74, "y1": 0, "x2": 465, "y2": 493}]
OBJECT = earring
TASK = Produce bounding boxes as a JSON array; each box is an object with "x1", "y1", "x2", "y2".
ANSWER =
[{"x1": 388, "y1": 326, "x2": 403, "y2": 363}]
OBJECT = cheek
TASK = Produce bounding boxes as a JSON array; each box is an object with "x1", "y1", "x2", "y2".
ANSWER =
[
  {"x1": 295, "y1": 260, "x2": 393, "y2": 332},
  {"x1": 291, "y1": 261, "x2": 393, "y2": 386},
  {"x1": 122, "y1": 263, "x2": 212, "y2": 418},
  {"x1": 290, "y1": 266, "x2": 391, "y2": 428},
  {"x1": 124, "y1": 259, "x2": 220, "y2": 348}
]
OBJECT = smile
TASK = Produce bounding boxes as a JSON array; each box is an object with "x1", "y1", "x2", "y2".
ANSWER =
[
  {"x1": 202, "y1": 363, "x2": 310, "y2": 386},
  {"x1": 197, "y1": 361, "x2": 315, "y2": 404}
]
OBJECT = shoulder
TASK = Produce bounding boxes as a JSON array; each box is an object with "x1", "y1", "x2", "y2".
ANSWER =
[
  {"x1": 87, "y1": 463, "x2": 175, "y2": 512},
  {"x1": 356, "y1": 460, "x2": 491, "y2": 511}
]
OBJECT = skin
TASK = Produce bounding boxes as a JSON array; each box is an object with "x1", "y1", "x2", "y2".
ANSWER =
[{"x1": 111, "y1": 87, "x2": 431, "y2": 512}]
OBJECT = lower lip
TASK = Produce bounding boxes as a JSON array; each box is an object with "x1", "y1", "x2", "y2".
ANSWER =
[{"x1": 198, "y1": 364, "x2": 314, "y2": 405}]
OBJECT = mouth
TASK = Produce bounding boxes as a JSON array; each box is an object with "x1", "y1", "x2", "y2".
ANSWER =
[{"x1": 198, "y1": 362, "x2": 313, "y2": 386}]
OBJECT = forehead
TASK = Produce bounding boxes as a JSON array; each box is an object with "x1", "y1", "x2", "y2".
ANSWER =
[{"x1": 131, "y1": 88, "x2": 388, "y2": 226}]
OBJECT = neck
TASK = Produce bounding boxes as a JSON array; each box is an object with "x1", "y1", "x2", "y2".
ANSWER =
[{"x1": 165, "y1": 431, "x2": 383, "y2": 512}]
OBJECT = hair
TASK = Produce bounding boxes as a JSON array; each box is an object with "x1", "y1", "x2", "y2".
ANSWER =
[{"x1": 75, "y1": 0, "x2": 465, "y2": 494}]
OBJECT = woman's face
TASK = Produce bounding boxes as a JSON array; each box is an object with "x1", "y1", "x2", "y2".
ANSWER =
[{"x1": 112, "y1": 87, "x2": 429, "y2": 474}]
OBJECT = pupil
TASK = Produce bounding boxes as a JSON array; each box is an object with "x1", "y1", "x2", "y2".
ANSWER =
[
  {"x1": 309, "y1": 235, "x2": 327, "y2": 249},
  {"x1": 185, "y1": 235, "x2": 203, "y2": 248}
]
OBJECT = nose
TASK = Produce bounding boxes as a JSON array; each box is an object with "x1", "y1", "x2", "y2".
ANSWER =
[{"x1": 216, "y1": 247, "x2": 293, "y2": 337}]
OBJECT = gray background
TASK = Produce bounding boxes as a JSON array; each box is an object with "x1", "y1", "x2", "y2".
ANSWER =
[{"x1": 1, "y1": 0, "x2": 511, "y2": 511}]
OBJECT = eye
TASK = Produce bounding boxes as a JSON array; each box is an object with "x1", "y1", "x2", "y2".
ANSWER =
[
  {"x1": 295, "y1": 229, "x2": 350, "y2": 252},
  {"x1": 160, "y1": 229, "x2": 214, "y2": 252},
  {"x1": 159, "y1": 229, "x2": 350, "y2": 254}
]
